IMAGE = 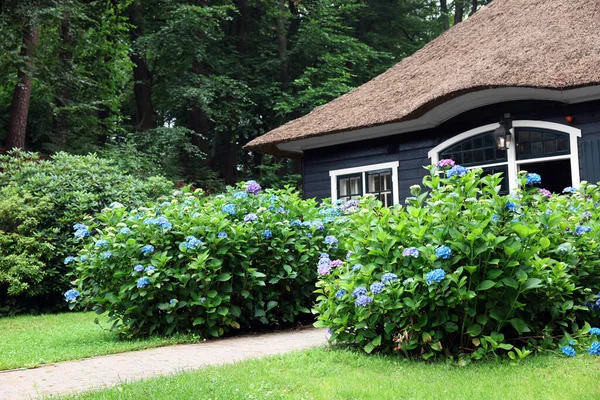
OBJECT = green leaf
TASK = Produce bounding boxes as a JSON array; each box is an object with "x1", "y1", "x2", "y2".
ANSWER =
[
  {"x1": 476, "y1": 314, "x2": 488, "y2": 325},
  {"x1": 476, "y1": 280, "x2": 496, "y2": 291},
  {"x1": 467, "y1": 324, "x2": 482, "y2": 337},
  {"x1": 521, "y1": 278, "x2": 542, "y2": 291},
  {"x1": 230, "y1": 305, "x2": 241, "y2": 317},
  {"x1": 216, "y1": 273, "x2": 231, "y2": 282},
  {"x1": 445, "y1": 322, "x2": 459, "y2": 333},
  {"x1": 266, "y1": 301, "x2": 278, "y2": 311},
  {"x1": 539, "y1": 237, "x2": 551, "y2": 249},
  {"x1": 254, "y1": 309, "x2": 266, "y2": 317},
  {"x1": 192, "y1": 317, "x2": 205, "y2": 326},
  {"x1": 501, "y1": 277, "x2": 518, "y2": 289},
  {"x1": 508, "y1": 318, "x2": 530, "y2": 335},
  {"x1": 217, "y1": 307, "x2": 229, "y2": 316}
]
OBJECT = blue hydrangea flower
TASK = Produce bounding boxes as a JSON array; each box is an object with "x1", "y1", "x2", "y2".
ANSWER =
[
  {"x1": 435, "y1": 245, "x2": 452, "y2": 260},
  {"x1": 446, "y1": 165, "x2": 468, "y2": 178},
  {"x1": 335, "y1": 289, "x2": 347, "y2": 299},
  {"x1": 405, "y1": 196, "x2": 417, "y2": 205},
  {"x1": 324, "y1": 235, "x2": 338, "y2": 246},
  {"x1": 352, "y1": 287, "x2": 367, "y2": 297},
  {"x1": 323, "y1": 216, "x2": 335, "y2": 224},
  {"x1": 155, "y1": 217, "x2": 172, "y2": 229},
  {"x1": 134, "y1": 265, "x2": 144, "y2": 273},
  {"x1": 569, "y1": 340, "x2": 576, "y2": 346},
  {"x1": 142, "y1": 244, "x2": 155, "y2": 255},
  {"x1": 222, "y1": 204, "x2": 236, "y2": 215},
  {"x1": 526, "y1": 173, "x2": 541, "y2": 185},
  {"x1": 403, "y1": 277, "x2": 415, "y2": 285},
  {"x1": 269, "y1": 195, "x2": 277, "y2": 202},
  {"x1": 575, "y1": 225, "x2": 592, "y2": 236},
  {"x1": 403, "y1": 247, "x2": 419, "y2": 258},
  {"x1": 506, "y1": 201, "x2": 518, "y2": 212},
  {"x1": 290, "y1": 219, "x2": 302, "y2": 227},
  {"x1": 200, "y1": 297, "x2": 207, "y2": 303},
  {"x1": 589, "y1": 342, "x2": 600, "y2": 356},
  {"x1": 381, "y1": 273, "x2": 398, "y2": 284},
  {"x1": 352, "y1": 264, "x2": 362, "y2": 272},
  {"x1": 102, "y1": 251, "x2": 112, "y2": 259},
  {"x1": 64, "y1": 289, "x2": 80, "y2": 303},
  {"x1": 137, "y1": 277, "x2": 151, "y2": 288},
  {"x1": 233, "y1": 191, "x2": 248, "y2": 199},
  {"x1": 169, "y1": 299, "x2": 176, "y2": 304},
  {"x1": 119, "y1": 227, "x2": 131, "y2": 235},
  {"x1": 263, "y1": 230, "x2": 273, "y2": 239},
  {"x1": 492, "y1": 215, "x2": 500, "y2": 221},
  {"x1": 73, "y1": 223, "x2": 87, "y2": 231},
  {"x1": 344, "y1": 200, "x2": 358, "y2": 209},
  {"x1": 79, "y1": 255, "x2": 88, "y2": 263},
  {"x1": 145, "y1": 266, "x2": 156, "y2": 273},
  {"x1": 370, "y1": 282, "x2": 385, "y2": 294},
  {"x1": 346, "y1": 250, "x2": 353, "y2": 259},
  {"x1": 74, "y1": 228, "x2": 90, "y2": 238},
  {"x1": 563, "y1": 186, "x2": 577, "y2": 194},
  {"x1": 561, "y1": 345, "x2": 576, "y2": 357},
  {"x1": 185, "y1": 236, "x2": 203, "y2": 249},
  {"x1": 582, "y1": 211, "x2": 592, "y2": 219},
  {"x1": 95, "y1": 240, "x2": 108, "y2": 248},
  {"x1": 244, "y1": 213, "x2": 258, "y2": 223},
  {"x1": 426, "y1": 268, "x2": 446, "y2": 284},
  {"x1": 218, "y1": 231, "x2": 228, "y2": 239},
  {"x1": 355, "y1": 295, "x2": 373, "y2": 307},
  {"x1": 306, "y1": 233, "x2": 312, "y2": 238},
  {"x1": 320, "y1": 253, "x2": 330, "y2": 259},
  {"x1": 277, "y1": 207, "x2": 286, "y2": 214},
  {"x1": 309, "y1": 220, "x2": 324, "y2": 231},
  {"x1": 589, "y1": 327, "x2": 600, "y2": 336},
  {"x1": 64, "y1": 256, "x2": 75, "y2": 265}
]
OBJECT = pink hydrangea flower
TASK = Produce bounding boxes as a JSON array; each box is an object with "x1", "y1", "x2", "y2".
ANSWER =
[
  {"x1": 435, "y1": 159, "x2": 456, "y2": 168},
  {"x1": 539, "y1": 188, "x2": 552, "y2": 198}
]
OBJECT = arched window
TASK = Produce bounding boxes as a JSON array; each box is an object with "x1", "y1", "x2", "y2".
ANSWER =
[{"x1": 429, "y1": 121, "x2": 581, "y2": 193}]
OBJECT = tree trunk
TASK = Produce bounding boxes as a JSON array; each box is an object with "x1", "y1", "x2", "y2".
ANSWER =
[
  {"x1": 128, "y1": 1, "x2": 156, "y2": 131},
  {"x1": 276, "y1": 0, "x2": 289, "y2": 89},
  {"x1": 53, "y1": 12, "x2": 73, "y2": 150},
  {"x1": 454, "y1": 0, "x2": 464, "y2": 25},
  {"x1": 6, "y1": 22, "x2": 40, "y2": 150},
  {"x1": 439, "y1": 0, "x2": 450, "y2": 31},
  {"x1": 470, "y1": 0, "x2": 479, "y2": 16}
]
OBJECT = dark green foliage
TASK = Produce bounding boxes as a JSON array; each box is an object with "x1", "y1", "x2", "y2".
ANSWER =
[
  {"x1": 0, "y1": 150, "x2": 173, "y2": 313},
  {"x1": 315, "y1": 168, "x2": 600, "y2": 359},
  {"x1": 73, "y1": 183, "x2": 344, "y2": 337}
]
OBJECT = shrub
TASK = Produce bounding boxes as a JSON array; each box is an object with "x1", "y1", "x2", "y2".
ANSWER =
[
  {"x1": 0, "y1": 150, "x2": 173, "y2": 313},
  {"x1": 72, "y1": 183, "x2": 345, "y2": 337},
  {"x1": 314, "y1": 165, "x2": 600, "y2": 359}
]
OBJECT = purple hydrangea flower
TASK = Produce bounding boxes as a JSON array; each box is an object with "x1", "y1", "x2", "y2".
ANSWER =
[
  {"x1": 352, "y1": 287, "x2": 367, "y2": 297},
  {"x1": 425, "y1": 268, "x2": 446, "y2": 284},
  {"x1": 582, "y1": 211, "x2": 592, "y2": 219},
  {"x1": 244, "y1": 213, "x2": 258, "y2": 223},
  {"x1": 435, "y1": 159, "x2": 455, "y2": 168},
  {"x1": 370, "y1": 282, "x2": 385, "y2": 294},
  {"x1": 318, "y1": 264, "x2": 332, "y2": 276},
  {"x1": 539, "y1": 188, "x2": 552, "y2": 198},
  {"x1": 435, "y1": 245, "x2": 452, "y2": 259},
  {"x1": 355, "y1": 295, "x2": 373, "y2": 307},
  {"x1": 403, "y1": 247, "x2": 419, "y2": 258},
  {"x1": 331, "y1": 259, "x2": 343, "y2": 268},
  {"x1": 134, "y1": 265, "x2": 144, "y2": 273},
  {"x1": 245, "y1": 182, "x2": 262, "y2": 195}
]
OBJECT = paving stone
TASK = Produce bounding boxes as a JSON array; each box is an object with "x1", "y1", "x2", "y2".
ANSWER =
[{"x1": 0, "y1": 327, "x2": 327, "y2": 400}]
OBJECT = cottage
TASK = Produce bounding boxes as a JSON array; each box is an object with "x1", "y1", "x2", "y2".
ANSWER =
[{"x1": 246, "y1": 0, "x2": 600, "y2": 204}]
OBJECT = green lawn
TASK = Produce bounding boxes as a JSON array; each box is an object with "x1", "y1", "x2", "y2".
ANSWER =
[
  {"x1": 61, "y1": 347, "x2": 600, "y2": 400},
  {"x1": 0, "y1": 312, "x2": 193, "y2": 370}
]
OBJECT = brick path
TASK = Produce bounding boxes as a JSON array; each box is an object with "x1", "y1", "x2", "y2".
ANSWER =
[{"x1": 0, "y1": 327, "x2": 327, "y2": 400}]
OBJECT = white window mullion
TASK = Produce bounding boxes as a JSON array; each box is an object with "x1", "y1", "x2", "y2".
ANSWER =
[
  {"x1": 329, "y1": 161, "x2": 400, "y2": 206},
  {"x1": 570, "y1": 134, "x2": 581, "y2": 187},
  {"x1": 507, "y1": 128, "x2": 518, "y2": 192}
]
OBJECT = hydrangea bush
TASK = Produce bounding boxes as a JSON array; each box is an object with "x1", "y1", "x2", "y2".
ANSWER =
[
  {"x1": 71, "y1": 182, "x2": 344, "y2": 337},
  {"x1": 314, "y1": 164, "x2": 600, "y2": 359}
]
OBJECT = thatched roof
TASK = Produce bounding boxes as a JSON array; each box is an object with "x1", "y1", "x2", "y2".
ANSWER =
[{"x1": 246, "y1": 0, "x2": 600, "y2": 155}]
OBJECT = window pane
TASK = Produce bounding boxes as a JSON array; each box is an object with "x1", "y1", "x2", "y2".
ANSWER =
[
  {"x1": 338, "y1": 174, "x2": 362, "y2": 198},
  {"x1": 366, "y1": 169, "x2": 393, "y2": 206},
  {"x1": 439, "y1": 131, "x2": 506, "y2": 167},
  {"x1": 516, "y1": 129, "x2": 570, "y2": 160}
]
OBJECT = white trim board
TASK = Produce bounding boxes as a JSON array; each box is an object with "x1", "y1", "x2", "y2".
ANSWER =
[{"x1": 276, "y1": 86, "x2": 600, "y2": 154}]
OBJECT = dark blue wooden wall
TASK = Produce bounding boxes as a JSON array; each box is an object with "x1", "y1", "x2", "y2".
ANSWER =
[{"x1": 302, "y1": 100, "x2": 600, "y2": 202}]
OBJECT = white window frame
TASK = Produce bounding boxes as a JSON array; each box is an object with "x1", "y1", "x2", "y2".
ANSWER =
[
  {"x1": 329, "y1": 161, "x2": 400, "y2": 205},
  {"x1": 428, "y1": 120, "x2": 581, "y2": 191}
]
